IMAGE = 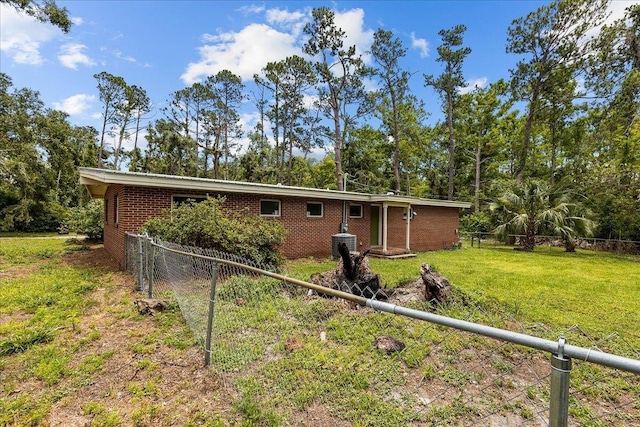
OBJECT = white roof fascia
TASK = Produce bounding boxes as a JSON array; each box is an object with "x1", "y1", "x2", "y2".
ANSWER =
[
  {"x1": 79, "y1": 168, "x2": 370, "y2": 202},
  {"x1": 78, "y1": 167, "x2": 471, "y2": 208},
  {"x1": 369, "y1": 195, "x2": 470, "y2": 209}
]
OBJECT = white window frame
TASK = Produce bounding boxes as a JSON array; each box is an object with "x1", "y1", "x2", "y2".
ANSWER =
[
  {"x1": 349, "y1": 203, "x2": 363, "y2": 218},
  {"x1": 260, "y1": 199, "x2": 281, "y2": 217},
  {"x1": 306, "y1": 202, "x2": 324, "y2": 218}
]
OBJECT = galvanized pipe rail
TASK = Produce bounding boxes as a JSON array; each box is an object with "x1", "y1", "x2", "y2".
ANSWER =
[
  {"x1": 150, "y1": 238, "x2": 640, "y2": 375},
  {"x1": 133, "y1": 234, "x2": 639, "y2": 427}
]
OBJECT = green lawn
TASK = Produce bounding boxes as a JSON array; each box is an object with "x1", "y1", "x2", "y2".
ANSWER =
[
  {"x1": 2, "y1": 236, "x2": 638, "y2": 426},
  {"x1": 287, "y1": 246, "x2": 640, "y2": 347},
  {"x1": 0, "y1": 237, "x2": 71, "y2": 268}
]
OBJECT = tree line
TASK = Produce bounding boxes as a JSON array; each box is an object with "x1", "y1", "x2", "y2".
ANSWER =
[{"x1": 1, "y1": 0, "x2": 638, "y2": 242}]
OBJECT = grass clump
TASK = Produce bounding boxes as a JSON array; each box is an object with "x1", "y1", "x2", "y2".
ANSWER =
[{"x1": 0, "y1": 328, "x2": 55, "y2": 356}]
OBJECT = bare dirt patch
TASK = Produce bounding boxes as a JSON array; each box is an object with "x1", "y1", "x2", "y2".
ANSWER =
[
  {"x1": 5, "y1": 245, "x2": 232, "y2": 426},
  {"x1": 0, "y1": 263, "x2": 44, "y2": 281}
]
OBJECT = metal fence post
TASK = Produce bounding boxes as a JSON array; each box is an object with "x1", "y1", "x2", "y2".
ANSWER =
[
  {"x1": 124, "y1": 234, "x2": 128, "y2": 272},
  {"x1": 204, "y1": 262, "x2": 218, "y2": 367},
  {"x1": 137, "y1": 236, "x2": 144, "y2": 291},
  {"x1": 147, "y1": 242, "x2": 155, "y2": 298},
  {"x1": 549, "y1": 336, "x2": 572, "y2": 427}
]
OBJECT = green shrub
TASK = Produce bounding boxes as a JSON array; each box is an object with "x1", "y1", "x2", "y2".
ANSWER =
[
  {"x1": 1, "y1": 199, "x2": 70, "y2": 233},
  {"x1": 459, "y1": 211, "x2": 492, "y2": 234},
  {"x1": 142, "y1": 197, "x2": 285, "y2": 268},
  {"x1": 63, "y1": 200, "x2": 104, "y2": 240}
]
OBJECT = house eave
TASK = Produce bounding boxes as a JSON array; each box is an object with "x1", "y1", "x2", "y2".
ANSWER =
[
  {"x1": 369, "y1": 195, "x2": 471, "y2": 209},
  {"x1": 78, "y1": 167, "x2": 471, "y2": 208}
]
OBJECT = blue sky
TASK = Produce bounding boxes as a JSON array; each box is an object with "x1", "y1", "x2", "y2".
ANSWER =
[{"x1": 1, "y1": 0, "x2": 637, "y2": 156}]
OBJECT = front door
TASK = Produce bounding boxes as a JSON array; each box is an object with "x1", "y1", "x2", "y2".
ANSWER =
[{"x1": 370, "y1": 205, "x2": 380, "y2": 246}]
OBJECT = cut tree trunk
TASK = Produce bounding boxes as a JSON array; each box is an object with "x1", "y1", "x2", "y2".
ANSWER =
[
  {"x1": 310, "y1": 243, "x2": 387, "y2": 300},
  {"x1": 419, "y1": 264, "x2": 452, "y2": 304}
]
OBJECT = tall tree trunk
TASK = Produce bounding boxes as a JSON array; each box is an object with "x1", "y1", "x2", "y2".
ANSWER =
[
  {"x1": 287, "y1": 125, "x2": 294, "y2": 185},
  {"x1": 391, "y1": 93, "x2": 401, "y2": 194},
  {"x1": 223, "y1": 122, "x2": 228, "y2": 180},
  {"x1": 131, "y1": 113, "x2": 142, "y2": 171},
  {"x1": 524, "y1": 218, "x2": 536, "y2": 251},
  {"x1": 516, "y1": 82, "x2": 541, "y2": 185},
  {"x1": 333, "y1": 100, "x2": 344, "y2": 192},
  {"x1": 98, "y1": 104, "x2": 109, "y2": 168},
  {"x1": 474, "y1": 143, "x2": 481, "y2": 212},
  {"x1": 446, "y1": 90, "x2": 455, "y2": 200},
  {"x1": 550, "y1": 124, "x2": 557, "y2": 186}
]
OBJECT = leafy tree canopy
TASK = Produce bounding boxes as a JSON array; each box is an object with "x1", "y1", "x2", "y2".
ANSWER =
[{"x1": 2, "y1": 0, "x2": 73, "y2": 32}]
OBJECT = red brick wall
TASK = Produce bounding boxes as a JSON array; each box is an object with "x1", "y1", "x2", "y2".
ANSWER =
[
  {"x1": 409, "y1": 205, "x2": 460, "y2": 250},
  {"x1": 383, "y1": 205, "x2": 460, "y2": 251},
  {"x1": 103, "y1": 185, "x2": 125, "y2": 266},
  {"x1": 102, "y1": 185, "x2": 460, "y2": 267},
  {"x1": 102, "y1": 186, "x2": 377, "y2": 266},
  {"x1": 387, "y1": 207, "x2": 408, "y2": 248}
]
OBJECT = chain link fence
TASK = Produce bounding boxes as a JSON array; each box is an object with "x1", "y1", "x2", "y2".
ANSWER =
[
  {"x1": 460, "y1": 232, "x2": 640, "y2": 254},
  {"x1": 124, "y1": 233, "x2": 640, "y2": 426}
]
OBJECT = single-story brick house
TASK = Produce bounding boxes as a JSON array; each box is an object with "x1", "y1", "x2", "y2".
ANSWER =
[{"x1": 79, "y1": 167, "x2": 470, "y2": 267}]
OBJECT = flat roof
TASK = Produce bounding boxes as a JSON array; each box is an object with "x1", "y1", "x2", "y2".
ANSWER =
[{"x1": 79, "y1": 167, "x2": 471, "y2": 209}]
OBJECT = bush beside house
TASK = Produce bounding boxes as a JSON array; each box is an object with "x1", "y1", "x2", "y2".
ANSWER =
[{"x1": 142, "y1": 197, "x2": 285, "y2": 267}]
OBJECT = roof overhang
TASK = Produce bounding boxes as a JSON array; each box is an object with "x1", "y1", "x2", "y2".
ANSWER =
[{"x1": 78, "y1": 167, "x2": 471, "y2": 209}]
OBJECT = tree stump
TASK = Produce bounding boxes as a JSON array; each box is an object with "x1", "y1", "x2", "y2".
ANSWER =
[
  {"x1": 134, "y1": 299, "x2": 169, "y2": 315},
  {"x1": 419, "y1": 263, "x2": 452, "y2": 303},
  {"x1": 310, "y1": 243, "x2": 388, "y2": 300},
  {"x1": 375, "y1": 336, "x2": 406, "y2": 354}
]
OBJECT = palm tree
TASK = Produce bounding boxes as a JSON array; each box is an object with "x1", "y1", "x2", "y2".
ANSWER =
[
  {"x1": 549, "y1": 203, "x2": 595, "y2": 252},
  {"x1": 490, "y1": 180, "x2": 594, "y2": 252}
]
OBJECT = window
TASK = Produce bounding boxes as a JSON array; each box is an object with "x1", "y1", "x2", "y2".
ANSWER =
[
  {"x1": 306, "y1": 202, "x2": 323, "y2": 217},
  {"x1": 113, "y1": 194, "x2": 118, "y2": 225},
  {"x1": 260, "y1": 199, "x2": 281, "y2": 216},
  {"x1": 172, "y1": 195, "x2": 207, "y2": 207},
  {"x1": 349, "y1": 204, "x2": 363, "y2": 218},
  {"x1": 104, "y1": 199, "x2": 109, "y2": 224}
]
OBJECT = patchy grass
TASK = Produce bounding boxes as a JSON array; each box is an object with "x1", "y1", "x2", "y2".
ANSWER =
[
  {"x1": 0, "y1": 238, "x2": 226, "y2": 426},
  {"x1": 1, "y1": 237, "x2": 638, "y2": 426},
  {"x1": 415, "y1": 246, "x2": 639, "y2": 347},
  {"x1": 287, "y1": 246, "x2": 640, "y2": 348},
  {"x1": 0, "y1": 238, "x2": 66, "y2": 268}
]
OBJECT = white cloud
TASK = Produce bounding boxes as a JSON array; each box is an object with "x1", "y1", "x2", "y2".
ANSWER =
[
  {"x1": 235, "y1": 111, "x2": 263, "y2": 153},
  {"x1": 238, "y1": 4, "x2": 265, "y2": 15},
  {"x1": 52, "y1": 94, "x2": 96, "y2": 115},
  {"x1": 302, "y1": 93, "x2": 317, "y2": 110},
  {"x1": 585, "y1": 0, "x2": 638, "y2": 40},
  {"x1": 181, "y1": 6, "x2": 376, "y2": 85},
  {"x1": 181, "y1": 23, "x2": 299, "y2": 84},
  {"x1": 333, "y1": 8, "x2": 374, "y2": 62},
  {"x1": 58, "y1": 43, "x2": 95, "y2": 69},
  {"x1": 121, "y1": 127, "x2": 149, "y2": 152},
  {"x1": 0, "y1": 4, "x2": 57, "y2": 65},
  {"x1": 114, "y1": 50, "x2": 137, "y2": 63},
  {"x1": 458, "y1": 77, "x2": 488, "y2": 95},
  {"x1": 265, "y1": 7, "x2": 307, "y2": 37},
  {"x1": 265, "y1": 7, "x2": 305, "y2": 25},
  {"x1": 411, "y1": 32, "x2": 429, "y2": 58},
  {"x1": 603, "y1": 0, "x2": 637, "y2": 25}
]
